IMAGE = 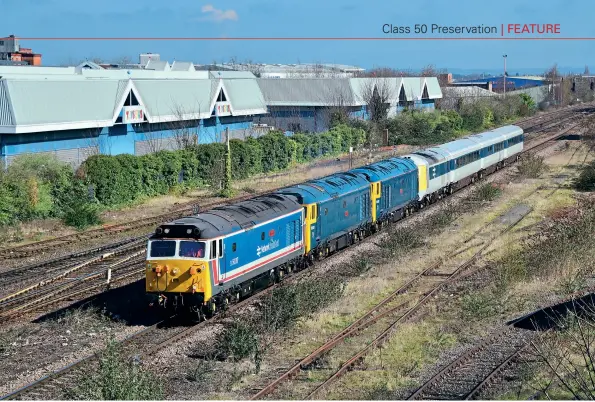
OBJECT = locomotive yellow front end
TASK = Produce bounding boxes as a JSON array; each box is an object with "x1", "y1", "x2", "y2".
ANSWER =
[{"x1": 145, "y1": 226, "x2": 212, "y2": 311}]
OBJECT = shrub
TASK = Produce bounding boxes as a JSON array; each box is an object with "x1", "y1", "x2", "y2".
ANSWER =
[
  {"x1": 517, "y1": 154, "x2": 548, "y2": 178},
  {"x1": 216, "y1": 320, "x2": 259, "y2": 361},
  {"x1": 63, "y1": 200, "x2": 102, "y2": 230},
  {"x1": 472, "y1": 182, "x2": 503, "y2": 202},
  {"x1": 66, "y1": 340, "x2": 164, "y2": 400},
  {"x1": 575, "y1": 161, "x2": 595, "y2": 191}
]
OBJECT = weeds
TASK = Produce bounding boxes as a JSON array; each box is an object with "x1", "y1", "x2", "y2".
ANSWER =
[
  {"x1": 241, "y1": 187, "x2": 257, "y2": 194},
  {"x1": 349, "y1": 256, "x2": 374, "y2": 276},
  {"x1": 214, "y1": 276, "x2": 344, "y2": 370},
  {"x1": 471, "y1": 182, "x2": 503, "y2": 203},
  {"x1": 518, "y1": 154, "x2": 548, "y2": 178},
  {"x1": 574, "y1": 161, "x2": 595, "y2": 191},
  {"x1": 427, "y1": 202, "x2": 458, "y2": 231},
  {"x1": 379, "y1": 228, "x2": 425, "y2": 259},
  {"x1": 216, "y1": 320, "x2": 260, "y2": 361},
  {"x1": 65, "y1": 340, "x2": 164, "y2": 400},
  {"x1": 185, "y1": 359, "x2": 216, "y2": 383},
  {"x1": 460, "y1": 291, "x2": 499, "y2": 320}
]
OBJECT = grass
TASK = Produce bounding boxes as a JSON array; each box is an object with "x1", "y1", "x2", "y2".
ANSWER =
[
  {"x1": 65, "y1": 339, "x2": 164, "y2": 400},
  {"x1": 326, "y1": 322, "x2": 457, "y2": 399}
]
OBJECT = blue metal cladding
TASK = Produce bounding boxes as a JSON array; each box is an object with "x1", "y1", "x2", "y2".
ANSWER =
[
  {"x1": 316, "y1": 186, "x2": 369, "y2": 242},
  {"x1": 306, "y1": 172, "x2": 371, "y2": 243},
  {"x1": 350, "y1": 157, "x2": 418, "y2": 217},
  {"x1": 220, "y1": 210, "x2": 303, "y2": 280}
]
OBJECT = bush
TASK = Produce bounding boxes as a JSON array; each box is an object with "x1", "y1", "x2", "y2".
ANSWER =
[
  {"x1": 63, "y1": 200, "x2": 102, "y2": 230},
  {"x1": 575, "y1": 161, "x2": 595, "y2": 191},
  {"x1": 217, "y1": 320, "x2": 259, "y2": 361},
  {"x1": 66, "y1": 340, "x2": 164, "y2": 400},
  {"x1": 472, "y1": 182, "x2": 503, "y2": 202},
  {"x1": 518, "y1": 154, "x2": 547, "y2": 178}
]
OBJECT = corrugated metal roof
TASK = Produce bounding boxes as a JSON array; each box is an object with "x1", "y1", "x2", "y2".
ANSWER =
[
  {"x1": 401, "y1": 78, "x2": 423, "y2": 101},
  {"x1": 170, "y1": 61, "x2": 195, "y2": 72},
  {"x1": 257, "y1": 78, "x2": 357, "y2": 106},
  {"x1": 133, "y1": 79, "x2": 213, "y2": 120},
  {"x1": 113, "y1": 80, "x2": 130, "y2": 116},
  {"x1": 145, "y1": 60, "x2": 170, "y2": 71},
  {"x1": 348, "y1": 78, "x2": 369, "y2": 105},
  {"x1": 209, "y1": 71, "x2": 256, "y2": 79},
  {"x1": 425, "y1": 77, "x2": 443, "y2": 99},
  {"x1": 0, "y1": 80, "x2": 15, "y2": 126},
  {"x1": 223, "y1": 79, "x2": 267, "y2": 115},
  {"x1": 6, "y1": 79, "x2": 121, "y2": 126}
]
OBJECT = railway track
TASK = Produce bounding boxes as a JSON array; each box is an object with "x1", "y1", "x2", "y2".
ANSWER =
[
  {"x1": 247, "y1": 120, "x2": 590, "y2": 400},
  {"x1": 0, "y1": 239, "x2": 148, "y2": 321},
  {"x1": 248, "y1": 199, "x2": 534, "y2": 400},
  {"x1": 1, "y1": 109, "x2": 590, "y2": 400},
  {"x1": 0, "y1": 116, "x2": 583, "y2": 324},
  {"x1": 0, "y1": 273, "x2": 285, "y2": 401},
  {"x1": 0, "y1": 104, "x2": 589, "y2": 263}
]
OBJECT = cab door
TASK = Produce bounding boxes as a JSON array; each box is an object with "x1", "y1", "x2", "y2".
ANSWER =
[{"x1": 210, "y1": 239, "x2": 225, "y2": 284}]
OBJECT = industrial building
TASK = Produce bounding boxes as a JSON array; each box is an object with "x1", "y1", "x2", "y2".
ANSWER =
[
  {"x1": 255, "y1": 77, "x2": 442, "y2": 133},
  {"x1": 0, "y1": 65, "x2": 267, "y2": 168},
  {"x1": 0, "y1": 61, "x2": 442, "y2": 168},
  {"x1": 452, "y1": 76, "x2": 545, "y2": 92}
]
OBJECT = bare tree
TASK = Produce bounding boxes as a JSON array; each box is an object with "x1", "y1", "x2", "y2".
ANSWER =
[
  {"x1": 112, "y1": 55, "x2": 133, "y2": 65},
  {"x1": 529, "y1": 302, "x2": 595, "y2": 400},
  {"x1": 361, "y1": 78, "x2": 395, "y2": 122},
  {"x1": 168, "y1": 102, "x2": 202, "y2": 149}
]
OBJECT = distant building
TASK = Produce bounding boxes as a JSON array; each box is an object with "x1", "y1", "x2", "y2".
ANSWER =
[
  {"x1": 199, "y1": 63, "x2": 366, "y2": 78},
  {"x1": 0, "y1": 35, "x2": 42, "y2": 66},
  {"x1": 255, "y1": 77, "x2": 442, "y2": 133},
  {"x1": 453, "y1": 76, "x2": 545, "y2": 93}
]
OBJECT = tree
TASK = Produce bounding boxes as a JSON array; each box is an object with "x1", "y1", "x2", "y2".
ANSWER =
[{"x1": 361, "y1": 78, "x2": 394, "y2": 123}]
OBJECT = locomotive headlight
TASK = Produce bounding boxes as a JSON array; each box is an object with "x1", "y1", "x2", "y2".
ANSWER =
[
  {"x1": 186, "y1": 229, "x2": 192, "y2": 234},
  {"x1": 172, "y1": 268, "x2": 179, "y2": 275},
  {"x1": 164, "y1": 228, "x2": 170, "y2": 234}
]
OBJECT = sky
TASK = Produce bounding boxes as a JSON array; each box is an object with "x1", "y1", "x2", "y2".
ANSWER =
[{"x1": 3, "y1": 0, "x2": 595, "y2": 73}]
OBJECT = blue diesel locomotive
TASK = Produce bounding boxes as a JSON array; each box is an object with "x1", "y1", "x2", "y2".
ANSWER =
[{"x1": 145, "y1": 125, "x2": 524, "y2": 316}]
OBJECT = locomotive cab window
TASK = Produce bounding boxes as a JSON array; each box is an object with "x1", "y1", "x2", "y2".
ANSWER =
[
  {"x1": 218, "y1": 239, "x2": 223, "y2": 258},
  {"x1": 149, "y1": 240, "x2": 176, "y2": 257},
  {"x1": 179, "y1": 241, "x2": 206, "y2": 258}
]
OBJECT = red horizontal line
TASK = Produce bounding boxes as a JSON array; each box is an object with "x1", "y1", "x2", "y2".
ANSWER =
[{"x1": 1, "y1": 37, "x2": 594, "y2": 41}]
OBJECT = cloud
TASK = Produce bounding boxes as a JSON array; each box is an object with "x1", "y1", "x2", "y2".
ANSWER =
[{"x1": 200, "y1": 4, "x2": 238, "y2": 22}]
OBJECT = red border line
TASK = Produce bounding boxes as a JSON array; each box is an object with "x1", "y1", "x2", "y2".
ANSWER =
[{"x1": 1, "y1": 37, "x2": 595, "y2": 41}]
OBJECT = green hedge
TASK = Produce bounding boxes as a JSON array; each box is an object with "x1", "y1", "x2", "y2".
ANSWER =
[{"x1": 80, "y1": 125, "x2": 366, "y2": 207}]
